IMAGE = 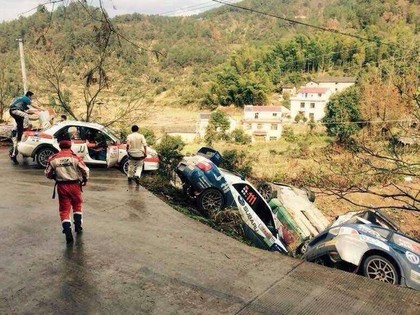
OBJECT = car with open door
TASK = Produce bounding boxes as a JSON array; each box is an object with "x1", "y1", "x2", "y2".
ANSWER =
[{"x1": 17, "y1": 121, "x2": 159, "y2": 173}]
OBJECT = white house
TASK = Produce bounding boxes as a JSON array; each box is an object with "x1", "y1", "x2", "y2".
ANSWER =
[
  {"x1": 196, "y1": 112, "x2": 237, "y2": 138},
  {"x1": 314, "y1": 77, "x2": 356, "y2": 94},
  {"x1": 290, "y1": 77, "x2": 356, "y2": 122},
  {"x1": 243, "y1": 105, "x2": 283, "y2": 141}
]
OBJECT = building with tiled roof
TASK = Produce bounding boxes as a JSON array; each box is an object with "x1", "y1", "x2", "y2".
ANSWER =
[{"x1": 290, "y1": 77, "x2": 356, "y2": 122}]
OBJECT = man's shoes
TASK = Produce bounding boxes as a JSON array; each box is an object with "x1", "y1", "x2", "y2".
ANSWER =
[
  {"x1": 10, "y1": 155, "x2": 19, "y2": 165},
  {"x1": 64, "y1": 229, "x2": 74, "y2": 244},
  {"x1": 134, "y1": 176, "x2": 140, "y2": 186},
  {"x1": 128, "y1": 177, "x2": 133, "y2": 184},
  {"x1": 75, "y1": 225, "x2": 83, "y2": 234}
]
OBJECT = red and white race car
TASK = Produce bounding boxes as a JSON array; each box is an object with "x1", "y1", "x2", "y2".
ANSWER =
[{"x1": 17, "y1": 120, "x2": 159, "y2": 173}]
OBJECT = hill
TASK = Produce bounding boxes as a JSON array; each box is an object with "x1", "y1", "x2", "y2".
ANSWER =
[{"x1": 0, "y1": 0, "x2": 418, "y2": 126}]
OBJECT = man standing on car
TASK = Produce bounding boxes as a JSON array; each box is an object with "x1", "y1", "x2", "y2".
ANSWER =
[
  {"x1": 126, "y1": 125, "x2": 147, "y2": 186},
  {"x1": 9, "y1": 91, "x2": 43, "y2": 163},
  {"x1": 45, "y1": 134, "x2": 89, "y2": 244}
]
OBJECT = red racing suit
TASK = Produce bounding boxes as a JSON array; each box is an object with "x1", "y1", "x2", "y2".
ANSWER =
[{"x1": 45, "y1": 149, "x2": 90, "y2": 223}]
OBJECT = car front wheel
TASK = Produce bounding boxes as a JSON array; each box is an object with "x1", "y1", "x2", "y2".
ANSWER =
[
  {"x1": 362, "y1": 255, "x2": 399, "y2": 285},
  {"x1": 197, "y1": 188, "x2": 224, "y2": 215},
  {"x1": 36, "y1": 147, "x2": 58, "y2": 168}
]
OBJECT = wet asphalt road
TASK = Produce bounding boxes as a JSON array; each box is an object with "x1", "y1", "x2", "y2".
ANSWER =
[{"x1": 0, "y1": 147, "x2": 419, "y2": 315}]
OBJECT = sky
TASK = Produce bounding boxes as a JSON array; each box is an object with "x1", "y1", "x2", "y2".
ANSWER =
[{"x1": 0, "y1": 0, "x2": 240, "y2": 22}]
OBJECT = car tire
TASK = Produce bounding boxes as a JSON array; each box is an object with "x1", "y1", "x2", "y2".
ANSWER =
[
  {"x1": 197, "y1": 188, "x2": 224, "y2": 215},
  {"x1": 362, "y1": 255, "x2": 400, "y2": 285},
  {"x1": 257, "y1": 182, "x2": 273, "y2": 202},
  {"x1": 35, "y1": 146, "x2": 58, "y2": 168},
  {"x1": 119, "y1": 156, "x2": 129, "y2": 174},
  {"x1": 303, "y1": 187, "x2": 316, "y2": 202}
]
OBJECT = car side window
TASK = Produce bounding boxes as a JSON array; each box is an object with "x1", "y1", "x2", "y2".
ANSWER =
[{"x1": 371, "y1": 227, "x2": 391, "y2": 239}]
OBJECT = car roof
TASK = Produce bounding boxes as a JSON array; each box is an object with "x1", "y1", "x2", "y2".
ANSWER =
[{"x1": 44, "y1": 121, "x2": 106, "y2": 135}]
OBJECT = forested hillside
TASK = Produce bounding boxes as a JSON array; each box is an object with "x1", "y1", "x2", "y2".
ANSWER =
[{"x1": 0, "y1": 0, "x2": 418, "y2": 124}]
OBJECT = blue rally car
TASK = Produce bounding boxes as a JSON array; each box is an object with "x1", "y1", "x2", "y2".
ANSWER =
[
  {"x1": 176, "y1": 147, "x2": 288, "y2": 254},
  {"x1": 302, "y1": 210, "x2": 420, "y2": 290}
]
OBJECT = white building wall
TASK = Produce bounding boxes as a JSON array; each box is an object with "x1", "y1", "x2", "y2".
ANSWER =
[{"x1": 290, "y1": 90, "x2": 331, "y2": 121}]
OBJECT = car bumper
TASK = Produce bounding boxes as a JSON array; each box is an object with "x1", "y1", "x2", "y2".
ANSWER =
[{"x1": 17, "y1": 142, "x2": 36, "y2": 157}]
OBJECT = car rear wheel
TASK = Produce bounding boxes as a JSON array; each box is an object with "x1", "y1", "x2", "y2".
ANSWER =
[
  {"x1": 36, "y1": 147, "x2": 58, "y2": 168},
  {"x1": 362, "y1": 255, "x2": 399, "y2": 285},
  {"x1": 120, "y1": 156, "x2": 129, "y2": 175},
  {"x1": 197, "y1": 188, "x2": 224, "y2": 215},
  {"x1": 120, "y1": 156, "x2": 144, "y2": 176}
]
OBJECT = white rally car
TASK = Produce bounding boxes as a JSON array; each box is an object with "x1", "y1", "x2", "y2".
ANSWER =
[{"x1": 17, "y1": 121, "x2": 159, "y2": 173}]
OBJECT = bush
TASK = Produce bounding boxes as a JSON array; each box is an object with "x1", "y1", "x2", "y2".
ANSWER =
[
  {"x1": 283, "y1": 126, "x2": 297, "y2": 142},
  {"x1": 229, "y1": 128, "x2": 251, "y2": 145},
  {"x1": 155, "y1": 135, "x2": 185, "y2": 178},
  {"x1": 139, "y1": 127, "x2": 156, "y2": 146},
  {"x1": 220, "y1": 149, "x2": 253, "y2": 178}
]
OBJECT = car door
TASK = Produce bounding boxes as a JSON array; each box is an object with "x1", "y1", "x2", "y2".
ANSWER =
[
  {"x1": 106, "y1": 144, "x2": 119, "y2": 167},
  {"x1": 57, "y1": 126, "x2": 88, "y2": 159}
]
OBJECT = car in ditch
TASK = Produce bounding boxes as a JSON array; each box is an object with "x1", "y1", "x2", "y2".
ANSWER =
[
  {"x1": 256, "y1": 182, "x2": 330, "y2": 249},
  {"x1": 16, "y1": 120, "x2": 159, "y2": 173},
  {"x1": 302, "y1": 210, "x2": 420, "y2": 290},
  {"x1": 176, "y1": 147, "x2": 288, "y2": 253}
]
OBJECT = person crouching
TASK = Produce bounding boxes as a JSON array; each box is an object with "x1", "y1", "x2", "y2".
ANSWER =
[{"x1": 45, "y1": 134, "x2": 89, "y2": 244}]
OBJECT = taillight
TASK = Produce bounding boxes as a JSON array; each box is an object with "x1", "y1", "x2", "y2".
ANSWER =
[{"x1": 196, "y1": 161, "x2": 212, "y2": 171}]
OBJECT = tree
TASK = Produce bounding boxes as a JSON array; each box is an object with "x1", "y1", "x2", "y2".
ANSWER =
[
  {"x1": 323, "y1": 86, "x2": 361, "y2": 144},
  {"x1": 0, "y1": 61, "x2": 20, "y2": 122},
  {"x1": 304, "y1": 137, "x2": 419, "y2": 212},
  {"x1": 204, "y1": 110, "x2": 231, "y2": 144}
]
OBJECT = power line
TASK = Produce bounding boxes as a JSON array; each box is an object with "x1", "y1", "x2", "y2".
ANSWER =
[{"x1": 211, "y1": 0, "x2": 396, "y2": 48}]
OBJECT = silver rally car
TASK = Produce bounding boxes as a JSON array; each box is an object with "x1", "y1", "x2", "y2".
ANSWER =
[
  {"x1": 17, "y1": 121, "x2": 159, "y2": 173},
  {"x1": 302, "y1": 210, "x2": 420, "y2": 290}
]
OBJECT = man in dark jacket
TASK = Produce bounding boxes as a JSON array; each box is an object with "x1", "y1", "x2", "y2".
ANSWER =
[
  {"x1": 45, "y1": 134, "x2": 90, "y2": 244},
  {"x1": 9, "y1": 91, "x2": 43, "y2": 164}
]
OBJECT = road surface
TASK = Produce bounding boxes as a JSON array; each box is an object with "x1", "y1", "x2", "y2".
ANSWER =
[{"x1": 0, "y1": 147, "x2": 419, "y2": 314}]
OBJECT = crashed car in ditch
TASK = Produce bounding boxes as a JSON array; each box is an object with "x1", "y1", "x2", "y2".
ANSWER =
[
  {"x1": 16, "y1": 120, "x2": 159, "y2": 173},
  {"x1": 257, "y1": 182, "x2": 330, "y2": 244},
  {"x1": 176, "y1": 147, "x2": 288, "y2": 253},
  {"x1": 301, "y1": 210, "x2": 420, "y2": 290}
]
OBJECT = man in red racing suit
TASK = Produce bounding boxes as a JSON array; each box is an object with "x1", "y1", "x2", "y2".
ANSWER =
[{"x1": 45, "y1": 137, "x2": 89, "y2": 244}]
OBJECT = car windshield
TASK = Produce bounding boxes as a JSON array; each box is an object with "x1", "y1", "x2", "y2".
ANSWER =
[{"x1": 100, "y1": 126, "x2": 120, "y2": 143}]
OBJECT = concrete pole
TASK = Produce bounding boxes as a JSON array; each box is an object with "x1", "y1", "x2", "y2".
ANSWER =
[{"x1": 17, "y1": 38, "x2": 28, "y2": 93}]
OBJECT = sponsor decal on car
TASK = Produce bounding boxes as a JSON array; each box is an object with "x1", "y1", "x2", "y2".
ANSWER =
[
  {"x1": 358, "y1": 225, "x2": 384, "y2": 240},
  {"x1": 406, "y1": 251, "x2": 420, "y2": 265},
  {"x1": 240, "y1": 185, "x2": 258, "y2": 205},
  {"x1": 359, "y1": 235, "x2": 390, "y2": 251}
]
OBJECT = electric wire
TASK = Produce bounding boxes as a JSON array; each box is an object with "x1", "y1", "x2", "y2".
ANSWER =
[{"x1": 211, "y1": 0, "x2": 397, "y2": 48}]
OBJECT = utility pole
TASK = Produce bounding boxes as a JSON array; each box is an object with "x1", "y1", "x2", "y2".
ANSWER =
[{"x1": 17, "y1": 38, "x2": 28, "y2": 93}]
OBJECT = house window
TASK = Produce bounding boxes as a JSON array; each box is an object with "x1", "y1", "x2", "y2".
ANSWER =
[
  {"x1": 318, "y1": 93, "x2": 322, "y2": 97},
  {"x1": 310, "y1": 103, "x2": 315, "y2": 108},
  {"x1": 272, "y1": 113, "x2": 277, "y2": 117},
  {"x1": 309, "y1": 113, "x2": 315, "y2": 120},
  {"x1": 300, "y1": 102, "x2": 305, "y2": 108},
  {"x1": 254, "y1": 113, "x2": 259, "y2": 119},
  {"x1": 271, "y1": 124, "x2": 278, "y2": 130},
  {"x1": 257, "y1": 123, "x2": 263, "y2": 130}
]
